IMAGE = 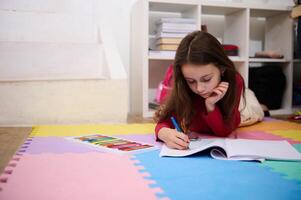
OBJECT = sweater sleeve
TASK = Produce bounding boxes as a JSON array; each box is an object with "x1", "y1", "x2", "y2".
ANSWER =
[
  {"x1": 202, "y1": 74, "x2": 243, "y2": 137},
  {"x1": 154, "y1": 118, "x2": 173, "y2": 141}
]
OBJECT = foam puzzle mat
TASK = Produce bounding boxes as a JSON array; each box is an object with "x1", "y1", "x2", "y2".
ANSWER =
[{"x1": 0, "y1": 118, "x2": 301, "y2": 200}]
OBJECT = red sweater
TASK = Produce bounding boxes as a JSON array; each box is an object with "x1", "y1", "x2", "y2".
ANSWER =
[{"x1": 155, "y1": 73, "x2": 244, "y2": 139}]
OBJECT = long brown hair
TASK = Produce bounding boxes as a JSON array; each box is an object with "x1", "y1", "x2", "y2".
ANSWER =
[{"x1": 154, "y1": 31, "x2": 244, "y2": 132}]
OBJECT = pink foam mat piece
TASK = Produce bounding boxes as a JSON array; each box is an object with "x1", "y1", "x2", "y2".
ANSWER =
[{"x1": 0, "y1": 152, "x2": 159, "y2": 200}]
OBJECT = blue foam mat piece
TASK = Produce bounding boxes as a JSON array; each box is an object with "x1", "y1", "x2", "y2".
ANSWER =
[{"x1": 135, "y1": 150, "x2": 301, "y2": 200}]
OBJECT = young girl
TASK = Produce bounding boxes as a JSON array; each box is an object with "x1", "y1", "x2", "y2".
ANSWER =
[{"x1": 154, "y1": 31, "x2": 245, "y2": 150}]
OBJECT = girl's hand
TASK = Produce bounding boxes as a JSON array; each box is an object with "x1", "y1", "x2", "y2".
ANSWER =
[
  {"x1": 205, "y1": 82, "x2": 229, "y2": 112},
  {"x1": 158, "y1": 127, "x2": 190, "y2": 150}
]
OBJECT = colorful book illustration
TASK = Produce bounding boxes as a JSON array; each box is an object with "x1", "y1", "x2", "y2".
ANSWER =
[
  {"x1": 160, "y1": 138, "x2": 301, "y2": 162},
  {"x1": 66, "y1": 134, "x2": 157, "y2": 154}
]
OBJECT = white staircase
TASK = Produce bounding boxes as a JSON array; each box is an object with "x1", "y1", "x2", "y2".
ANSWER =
[{"x1": 0, "y1": 0, "x2": 128, "y2": 126}]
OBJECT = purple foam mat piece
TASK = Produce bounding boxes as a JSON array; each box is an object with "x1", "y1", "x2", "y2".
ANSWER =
[
  {"x1": 25, "y1": 137, "x2": 101, "y2": 154},
  {"x1": 24, "y1": 134, "x2": 161, "y2": 154}
]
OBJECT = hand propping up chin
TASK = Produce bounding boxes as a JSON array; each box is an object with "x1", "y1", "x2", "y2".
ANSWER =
[{"x1": 205, "y1": 82, "x2": 229, "y2": 112}]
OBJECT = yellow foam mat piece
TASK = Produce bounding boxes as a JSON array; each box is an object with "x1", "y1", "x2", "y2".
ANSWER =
[
  {"x1": 238, "y1": 121, "x2": 301, "y2": 132},
  {"x1": 270, "y1": 130, "x2": 301, "y2": 141},
  {"x1": 30, "y1": 123, "x2": 156, "y2": 137}
]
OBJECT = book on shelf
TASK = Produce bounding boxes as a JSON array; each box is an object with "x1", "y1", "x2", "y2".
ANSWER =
[
  {"x1": 156, "y1": 37, "x2": 183, "y2": 45},
  {"x1": 149, "y1": 50, "x2": 176, "y2": 58},
  {"x1": 157, "y1": 26, "x2": 195, "y2": 33},
  {"x1": 156, "y1": 44, "x2": 178, "y2": 51},
  {"x1": 158, "y1": 23, "x2": 197, "y2": 31},
  {"x1": 156, "y1": 17, "x2": 196, "y2": 24},
  {"x1": 160, "y1": 138, "x2": 301, "y2": 162},
  {"x1": 155, "y1": 32, "x2": 188, "y2": 38}
]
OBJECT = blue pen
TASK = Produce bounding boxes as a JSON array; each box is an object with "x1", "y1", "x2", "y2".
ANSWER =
[{"x1": 171, "y1": 116, "x2": 183, "y2": 132}]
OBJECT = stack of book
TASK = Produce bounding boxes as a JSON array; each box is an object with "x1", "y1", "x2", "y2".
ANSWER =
[{"x1": 153, "y1": 18, "x2": 197, "y2": 51}]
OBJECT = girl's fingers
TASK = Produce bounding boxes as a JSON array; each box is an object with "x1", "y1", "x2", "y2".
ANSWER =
[
  {"x1": 216, "y1": 88, "x2": 227, "y2": 95},
  {"x1": 175, "y1": 132, "x2": 190, "y2": 143},
  {"x1": 217, "y1": 83, "x2": 229, "y2": 90},
  {"x1": 167, "y1": 142, "x2": 185, "y2": 150},
  {"x1": 205, "y1": 82, "x2": 229, "y2": 106},
  {"x1": 173, "y1": 132, "x2": 189, "y2": 148},
  {"x1": 211, "y1": 88, "x2": 226, "y2": 103},
  {"x1": 218, "y1": 85, "x2": 228, "y2": 90},
  {"x1": 175, "y1": 143, "x2": 187, "y2": 150},
  {"x1": 173, "y1": 137, "x2": 189, "y2": 149},
  {"x1": 175, "y1": 134, "x2": 189, "y2": 146},
  {"x1": 220, "y1": 81, "x2": 229, "y2": 86},
  {"x1": 218, "y1": 83, "x2": 229, "y2": 91},
  {"x1": 165, "y1": 131, "x2": 189, "y2": 149},
  {"x1": 213, "y1": 88, "x2": 223, "y2": 96},
  {"x1": 214, "y1": 85, "x2": 228, "y2": 95},
  {"x1": 166, "y1": 139, "x2": 188, "y2": 150}
]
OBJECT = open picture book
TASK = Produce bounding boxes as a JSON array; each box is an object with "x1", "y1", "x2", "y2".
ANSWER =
[{"x1": 160, "y1": 138, "x2": 301, "y2": 162}]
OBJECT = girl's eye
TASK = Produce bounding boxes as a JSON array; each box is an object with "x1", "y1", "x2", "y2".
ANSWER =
[
  {"x1": 203, "y1": 78, "x2": 211, "y2": 82},
  {"x1": 187, "y1": 80, "x2": 195, "y2": 84}
]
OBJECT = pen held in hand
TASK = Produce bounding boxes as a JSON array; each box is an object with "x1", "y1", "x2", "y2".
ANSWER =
[
  {"x1": 171, "y1": 116, "x2": 190, "y2": 148},
  {"x1": 171, "y1": 116, "x2": 183, "y2": 132}
]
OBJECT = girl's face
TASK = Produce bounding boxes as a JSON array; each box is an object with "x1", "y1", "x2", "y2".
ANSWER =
[{"x1": 181, "y1": 63, "x2": 222, "y2": 98}]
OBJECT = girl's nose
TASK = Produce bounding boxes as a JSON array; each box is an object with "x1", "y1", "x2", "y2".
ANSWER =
[{"x1": 196, "y1": 82, "x2": 205, "y2": 93}]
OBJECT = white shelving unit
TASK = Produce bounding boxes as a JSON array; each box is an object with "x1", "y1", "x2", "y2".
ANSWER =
[
  {"x1": 249, "y1": 58, "x2": 289, "y2": 63},
  {"x1": 131, "y1": 0, "x2": 293, "y2": 118}
]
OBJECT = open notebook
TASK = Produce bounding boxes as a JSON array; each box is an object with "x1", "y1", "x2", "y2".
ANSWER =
[{"x1": 160, "y1": 139, "x2": 301, "y2": 162}]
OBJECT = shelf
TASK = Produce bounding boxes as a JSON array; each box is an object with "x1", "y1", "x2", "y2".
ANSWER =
[
  {"x1": 201, "y1": 3, "x2": 245, "y2": 15},
  {"x1": 229, "y1": 56, "x2": 245, "y2": 62},
  {"x1": 201, "y1": 0, "x2": 291, "y2": 14},
  {"x1": 250, "y1": 6, "x2": 291, "y2": 18},
  {"x1": 201, "y1": 0, "x2": 245, "y2": 8},
  {"x1": 149, "y1": 1, "x2": 198, "y2": 13},
  {"x1": 270, "y1": 108, "x2": 293, "y2": 116},
  {"x1": 249, "y1": 58, "x2": 289, "y2": 63},
  {"x1": 293, "y1": 59, "x2": 301, "y2": 63},
  {"x1": 149, "y1": 51, "x2": 245, "y2": 62}
]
